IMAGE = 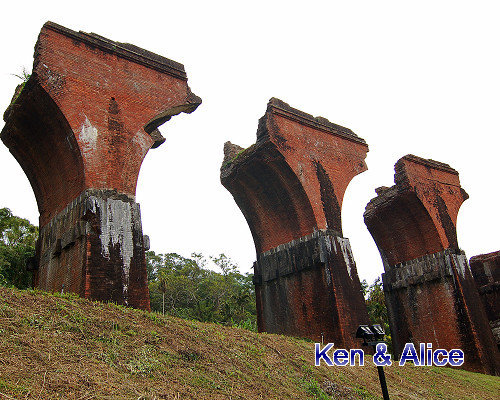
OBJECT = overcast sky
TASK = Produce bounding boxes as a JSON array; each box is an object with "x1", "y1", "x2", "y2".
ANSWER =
[{"x1": 1, "y1": 1, "x2": 499, "y2": 284}]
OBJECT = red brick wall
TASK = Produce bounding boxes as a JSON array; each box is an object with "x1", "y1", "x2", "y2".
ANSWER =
[
  {"x1": 365, "y1": 156, "x2": 500, "y2": 375},
  {"x1": 222, "y1": 99, "x2": 370, "y2": 346},
  {"x1": 222, "y1": 98, "x2": 368, "y2": 254},
  {"x1": 365, "y1": 155, "x2": 468, "y2": 266},
  {"x1": 1, "y1": 22, "x2": 200, "y2": 310},
  {"x1": 30, "y1": 22, "x2": 199, "y2": 226}
]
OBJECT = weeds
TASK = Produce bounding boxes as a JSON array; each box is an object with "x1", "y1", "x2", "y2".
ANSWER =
[
  {"x1": 302, "y1": 378, "x2": 330, "y2": 400},
  {"x1": 126, "y1": 346, "x2": 160, "y2": 376},
  {"x1": 0, "y1": 286, "x2": 498, "y2": 399}
]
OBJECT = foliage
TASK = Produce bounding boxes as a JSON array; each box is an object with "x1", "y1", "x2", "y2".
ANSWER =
[
  {"x1": 147, "y1": 251, "x2": 257, "y2": 330},
  {"x1": 12, "y1": 67, "x2": 31, "y2": 83},
  {"x1": 362, "y1": 276, "x2": 392, "y2": 353},
  {"x1": 0, "y1": 208, "x2": 38, "y2": 289},
  {"x1": 11, "y1": 67, "x2": 31, "y2": 103}
]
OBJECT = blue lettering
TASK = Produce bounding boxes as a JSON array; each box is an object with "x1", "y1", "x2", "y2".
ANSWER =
[
  {"x1": 373, "y1": 343, "x2": 392, "y2": 366},
  {"x1": 315, "y1": 343, "x2": 334, "y2": 366},
  {"x1": 399, "y1": 343, "x2": 419, "y2": 366},
  {"x1": 333, "y1": 349, "x2": 349, "y2": 366},
  {"x1": 350, "y1": 349, "x2": 364, "y2": 366},
  {"x1": 448, "y1": 349, "x2": 464, "y2": 367},
  {"x1": 426, "y1": 343, "x2": 432, "y2": 366},
  {"x1": 432, "y1": 349, "x2": 448, "y2": 366}
]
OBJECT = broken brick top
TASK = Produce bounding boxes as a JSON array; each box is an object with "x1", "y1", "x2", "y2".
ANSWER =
[
  {"x1": 41, "y1": 22, "x2": 188, "y2": 81},
  {"x1": 364, "y1": 154, "x2": 469, "y2": 267},
  {"x1": 221, "y1": 98, "x2": 369, "y2": 254},
  {"x1": 256, "y1": 98, "x2": 366, "y2": 145},
  {"x1": 1, "y1": 22, "x2": 201, "y2": 227}
]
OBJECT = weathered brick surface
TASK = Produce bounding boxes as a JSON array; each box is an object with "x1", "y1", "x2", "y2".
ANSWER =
[
  {"x1": 221, "y1": 98, "x2": 370, "y2": 346},
  {"x1": 470, "y1": 251, "x2": 500, "y2": 349},
  {"x1": 365, "y1": 155, "x2": 500, "y2": 375},
  {"x1": 1, "y1": 22, "x2": 200, "y2": 310}
]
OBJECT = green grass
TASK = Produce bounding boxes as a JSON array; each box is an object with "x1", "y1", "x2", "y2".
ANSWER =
[{"x1": 0, "y1": 286, "x2": 498, "y2": 399}]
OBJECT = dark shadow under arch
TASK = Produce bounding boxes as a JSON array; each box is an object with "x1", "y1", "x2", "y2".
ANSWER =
[
  {"x1": 225, "y1": 143, "x2": 317, "y2": 254},
  {"x1": 365, "y1": 191, "x2": 445, "y2": 267},
  {"x1": 1, "y1": 75, "x2": 85, "y2": 226}
]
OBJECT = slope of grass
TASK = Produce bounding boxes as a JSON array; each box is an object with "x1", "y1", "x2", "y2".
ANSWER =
[{"x1": 0, "y1": 287, "x2": 498, "y2": 399}]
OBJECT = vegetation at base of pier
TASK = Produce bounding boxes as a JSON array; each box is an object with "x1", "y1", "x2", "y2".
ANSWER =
[{"x1": 0, "y1": 207, "x2": 392, "y2": 348}]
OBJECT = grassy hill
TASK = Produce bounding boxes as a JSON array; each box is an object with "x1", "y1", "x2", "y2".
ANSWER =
[{"x1": 0, "y1": 287, "x2": 498, "y2": 399}]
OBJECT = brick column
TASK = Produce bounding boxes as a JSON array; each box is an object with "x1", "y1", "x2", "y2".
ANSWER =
[
  {"x1": 470, "y1": 251, "x2": 500, "y2": 350},
  {"x1": 1, "y1": 22, "x2": 201, "y2": 310},
  {"x1": 221, "y1": 98, "x2": 370, "y2": 347},
  {"x1": 364, "y1": 155, "x2": 500, "y2": 375}
]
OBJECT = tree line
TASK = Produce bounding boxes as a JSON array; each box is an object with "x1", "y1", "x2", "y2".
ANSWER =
[
  {"x1": 0, "y1": 208, "x2": 38, "y2": 289},
  {"x1": 147, "y1": 251, "x2": 257, "y2": 330}
]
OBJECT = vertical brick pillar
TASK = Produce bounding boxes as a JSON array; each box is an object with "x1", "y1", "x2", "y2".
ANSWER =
[
  {"x1": 470, "y1": 251, "x2": 500, "y2": 350},
  {"x1": 221, "y1": 98, "x2": 370, "y2": 347},
  {"x1": 1, "y1": 22, "x2": 201, "y2": 310},
  {"x1": 364, "y1": 155, "x2": 500, "y2": 375}
]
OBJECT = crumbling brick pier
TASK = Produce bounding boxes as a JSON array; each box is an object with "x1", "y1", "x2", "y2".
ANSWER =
[
  {"x1": 1, "y1": 22, "x2": 201, "y2": 309},
  {"x1": 364, "y1": 155, "x2": 500, "y2": 375},
  {"x1": 221, "y1": 98, "x2": 370, "y2": 347}
]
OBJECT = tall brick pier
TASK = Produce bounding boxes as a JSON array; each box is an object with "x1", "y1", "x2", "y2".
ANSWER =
[
  {"x1": 1, "y1": 22, "x2": 201, "y2": 310},
  {"x1": 221, "y1": 98, "x2": 370, "y2": 347},
  {"x1": 364, "y1": 155, "x2": 500, "y2": 375}
]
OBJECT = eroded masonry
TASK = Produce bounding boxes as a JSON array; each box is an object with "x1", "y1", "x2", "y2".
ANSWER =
[
  {"x1": 364, "y1": 155, "x2": 500, "y2": 375},
  {"x1": 221, "y1": 98, "x2": 370, "y2": 347},
  {"x1": 1, "y1": 22, "x2": 200, "y2": 310}
]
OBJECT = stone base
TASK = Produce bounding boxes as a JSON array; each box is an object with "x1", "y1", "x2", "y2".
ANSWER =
[
  {"x1": 253, "y1": 230, "x2": 369, "y2": 348},
  {"x1": 34, "y1": 189, "x2": 150, "y2": 310},
  {"x1": 383, "y1": 249, "x2": 500, "y2": 375}
]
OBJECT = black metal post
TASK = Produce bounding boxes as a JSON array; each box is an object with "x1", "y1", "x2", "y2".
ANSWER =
[
  {"x1": 376, "y1": 364, "x2": 390, "y2": 400},
  {"x1": 356, "y1": 325, "x2": 390, "y2": 400}
]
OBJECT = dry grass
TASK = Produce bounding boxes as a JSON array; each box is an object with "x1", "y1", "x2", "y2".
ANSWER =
[{"x1": 0, "y1": 286, "x2": 498, "y2": 399}]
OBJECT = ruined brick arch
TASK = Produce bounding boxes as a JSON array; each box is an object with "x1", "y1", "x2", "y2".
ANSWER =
[
  {"x1": 366, "y1": 190, "x2": 444, "y2": 266},
  {"x1": 364, "y1": 155, "x2": 500, "y2": 375},
  {"x1": 221, "y1": 99, "x2": 370, "y2": 346},
  {"x1": 224, "y1": 143, "x2": 316, "y2": 254},
  {"x1": 1, "y1": 22, "x2": 202, "y2": 310},
  {"x1": 2, "y1": 75, "x2": 85, "y2": 227}
]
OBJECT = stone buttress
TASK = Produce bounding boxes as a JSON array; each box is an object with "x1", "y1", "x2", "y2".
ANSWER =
[
  {"x1": 221, "y1": 98, "x2": 370, "y2": 347},
  {"x1": 1, "y1": 22, "x2": 201, "y2": 310},
  {"x1": 364, "y1": 155, "x2": 500, "y2": 375}
]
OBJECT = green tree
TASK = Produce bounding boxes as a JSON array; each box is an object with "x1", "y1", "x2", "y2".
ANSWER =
[
  {"x1": 147, "y1": 251, "x2": 256, "y2": 330},
  {"x1": 362, "y1": 276, "x2": 392, "y2": 352},
  {"x1": 0, "y1": 208, "x2": 38, "y2": 288}
]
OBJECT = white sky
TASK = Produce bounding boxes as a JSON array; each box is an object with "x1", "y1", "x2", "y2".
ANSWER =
[{"x1": 1, "y1": 1, "x2": 499, "y2": 284}]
